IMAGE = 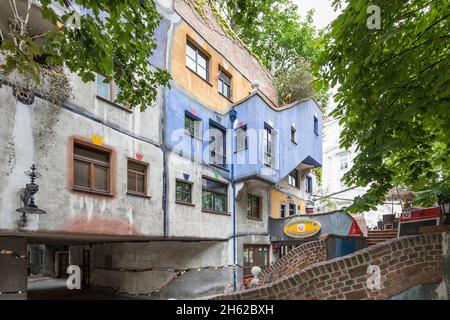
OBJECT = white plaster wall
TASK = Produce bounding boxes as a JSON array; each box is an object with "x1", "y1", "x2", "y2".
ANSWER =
[{"x1": 0, "y1": 79, "x2": 164, "y2": 237}]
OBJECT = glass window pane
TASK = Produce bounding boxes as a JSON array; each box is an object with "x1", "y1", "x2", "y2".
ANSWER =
[
  {"x1": 214, "y1": 194, "x2": 226, "y2": 212},
  {"x1": 93, "y1": 165, "x2": 108, "y2": 191},
  {"x1": 136, "y1": 174, "x2": 145, "y2": 193},
  {"x1": 74, "y1": 145, "x2": 109, "y2": 163},
  {"x1": 97, "y1": 74, "x2": 111, "y2": 100},
  {"x1": 186, "y1": 56, "x2": 196, "y2": 71},
  {"x1": 202, "y1": 191, "x2": 212, "y2": 210},
  {"x1": 197, "y1": 66, "x2": 207, "y2": 80},
  {"x1": 74, "y1": 160, "x2": 90, "y2": 188},
  {"x1": 186, "y1": 43, "x2": 196, "y2": 60},
  {"x1": 128, "y1": 171, "x2": 136, "y2": 192},
  {"x1": 197, "y1": 54, "x2": 207, "y2": 68},
  {"x1": 128, "y1": 161, "x2": 146, "y2": 173}
]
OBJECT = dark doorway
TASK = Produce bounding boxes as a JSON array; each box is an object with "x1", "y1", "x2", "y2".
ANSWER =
[
  {"x1": 82, "y1": 249, "x2": 90, "y2": 288},
  {"x1": 57, "y1": 252, "x2": 69, "y2": 278}
]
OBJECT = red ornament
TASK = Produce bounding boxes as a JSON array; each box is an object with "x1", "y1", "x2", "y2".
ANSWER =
[
  {"x1": 136, "y1": 153, "x2": 143, "y2": 161},
  {"x1": 348, "y1": 218, "x2": 363, "y2": 235}
]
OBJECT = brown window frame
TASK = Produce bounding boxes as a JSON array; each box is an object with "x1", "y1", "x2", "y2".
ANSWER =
[
  {"x1": 73, "y1": 140, "x2": 112, "y2": 196},
  {"x1": 127, "y1": 158, "x2": 149, "y2": 197},
  {"x1": 247, "y1": 194, "x2": 262, "y2": 220},
  {"x1": 175, "y1": 179, "x2": 194, "y2": 206},
  {"x1": 96, "y1": 73, "x2": 129, "y2": 111},
  {"x1": 243, "y1": 244, "x2": 270, "y2": 277},
  {"x1": 201, "y1": 176, "x2": 228, "y2": 214},
  {"x1": 218, "y1": 66, "x2": 232, "y2": 99},
  {"x1": 185, "y1": 39, "x2": 210, "y2": 82}
]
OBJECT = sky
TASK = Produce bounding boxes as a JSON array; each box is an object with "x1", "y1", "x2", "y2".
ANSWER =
[{"x1": 293, "y1": 0, "x2": 342, "y2": 30}]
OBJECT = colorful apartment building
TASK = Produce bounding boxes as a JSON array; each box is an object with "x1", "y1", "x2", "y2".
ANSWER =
[{"x1": 0, "y1": 0, "x2": 322, "y2": 299}]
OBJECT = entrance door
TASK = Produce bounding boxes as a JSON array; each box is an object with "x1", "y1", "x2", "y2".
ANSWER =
[
  {"x1": 57, "y1": 252, "x2": 69, "y2": 278},
  {"x1": 82, "y1": 249, "x2": 90, "y2": 288}
]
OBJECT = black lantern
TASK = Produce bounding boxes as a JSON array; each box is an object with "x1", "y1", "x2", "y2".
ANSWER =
[
  {"x1": 439, "y1": 196, "x2": 450, "y2": 225},
  {"x1": 16, "y1": 164, "x2": 46, "y2": 227}
]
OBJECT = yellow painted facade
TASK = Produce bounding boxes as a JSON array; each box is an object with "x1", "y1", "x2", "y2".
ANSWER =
[
  {"x1": 170, "y1": 23, "x2": 253, "y2": 113},
  {"x1": 270, "y1": 189, "x2": 306, "y2": 218}
]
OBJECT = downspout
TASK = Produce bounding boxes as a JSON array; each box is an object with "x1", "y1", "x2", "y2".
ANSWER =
[{"x1": 229, "y1": 108, "x2": 238, "y2": 291}]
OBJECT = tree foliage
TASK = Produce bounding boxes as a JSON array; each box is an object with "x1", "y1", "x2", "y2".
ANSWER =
[
  {"x1": 321, "y1": 0, "x2": 450, "y2": 212},
  {"x1": 213, "y1": 0, "x2": 329, "y2": 108},
  {"x1": 1, "y1": 0, "x2": 171, "y2": 111}
]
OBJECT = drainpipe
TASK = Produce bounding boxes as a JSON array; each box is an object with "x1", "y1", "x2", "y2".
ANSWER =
[{"x1": 229, "y1": 108, "x2": 238, "y2": 291}]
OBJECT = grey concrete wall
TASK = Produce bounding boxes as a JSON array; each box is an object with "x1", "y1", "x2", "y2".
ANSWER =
[{"x1": 78, "y1": 240, "x2": 236, "y2": 297}]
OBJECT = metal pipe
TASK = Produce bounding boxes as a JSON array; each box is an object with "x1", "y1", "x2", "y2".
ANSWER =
[{"x1": 229, "y1": 108, "x2": 237, "y2": 291}]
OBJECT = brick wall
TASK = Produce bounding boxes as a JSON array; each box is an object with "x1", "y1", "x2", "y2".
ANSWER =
[
  {"x1": 215, "y1": 233, "x2": 444, "y2": 300},
  {"x1": 261, "y1": 240, "x2": 327, "y2": 284}
]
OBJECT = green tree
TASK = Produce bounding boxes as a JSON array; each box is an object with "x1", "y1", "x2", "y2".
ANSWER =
[
  {"x1": 213, "y1": 0, "x2": 329, "y2": 108},
  {"x1": 321, "y1": 0, "x2": 450, "y2": 212},
  {"x1": 0, "y1": 0, "x2": 171, "y2": 111}
]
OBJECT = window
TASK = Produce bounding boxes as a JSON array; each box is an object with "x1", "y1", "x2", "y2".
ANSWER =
[
  {"x1": 236, "y1": 125, "x2": 248, "y2": 152},
  {"x1": 176, "y1": 180, "x2": 193, "y2": 204},
  {"x1": 73, "y1": 142, "x2": 111, "y2": 194},
  {"x1": 289, "y1": 203, "x2": 296, "y2": 216},
  {"x1": 127, "y1": 159, "x2": 148, "y2": 195},
  {"x1": 209, "y1": 122, "x2": 226, "y2": 167},
  {"x1": 184, "y1": 112, "x2": 201, "y2": 139},
  {"x1": 339, "y1": 153, "x2": 349, "y2": 171},
  {"x1": 291, "y1": 124, "x2": 297, "y2": 143},
  {"x1": 96, "y1": 74, "x2": 122, "y2": 105},
  {"x1": 218, "y1": 68, "x2": 231, "y2": 98},
  {"x1": 306, "y1": 176, "x2": 313, "y2": 194},
  {"x1": 243, "y1": 245, "x2": 269, "y2": 277},
  {"x1": 280, "y1": 204, "x2": 286, "y2": 218},
  {"x1": 247, "y1": 194, "x2": 261, "y2": 220},
  {"x1": 288, "y1": 169, "x2": 298, "y2": 188},
  {"x1": 186, "y1": 40, "x2": 209, "y2": 81},
  {"x1": 202, "y1": 177, "x2": 228, "y2": 213},
  {"x1": 314, "y1": 116, "x2": 319, "y2": 135},
  {"x1": 263, "y1": 124, "x2": 273, "y2": 166}
]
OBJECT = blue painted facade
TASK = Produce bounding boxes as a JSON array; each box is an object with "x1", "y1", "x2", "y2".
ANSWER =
[{"x1": 164, "y1": 85, "x2": 322, "y2": 183}]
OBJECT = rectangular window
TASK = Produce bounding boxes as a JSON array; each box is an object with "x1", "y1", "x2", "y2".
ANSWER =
[
  {"x1": 339, "y1": 153, "x2": 349, "y2": 171},
  {"x1": 314, "y1": 116, "x2": 319, "y2": 135},
  {"x1": 288, "y1": 169, "x2": 298, "y2": 188},
  {"x1": 289, "y1": 203, "x2": 296, "y2": 216},
  {"x1": 96, "y1": 74, "x2": 122, "y2": 105},
  {"x1": 127, "y1": 159, "x2": 148, "y2": 195},
  {"x1": 184, "y1": 112, "x2": 201, "y2": 139},
  {"x1": 209, "y1": 122, "x2": 226, "y2": 167},
  {"x1": 247, "y1": 194, "x2": 261, "y2": 220},
  {"x1": 291, "y1": 125, "x2": 297, "y2": 143},
  {"x1": 263, "y1": 124, "x2": 273, "y2": 166},
  {"x1": 202, "y1": 177, "x2": 228, "y2": 213},
  {"x1": 280, "y1": 204, "x2": 286, "y2": 218},
  {"x1": 306, "y1": 176, "x2": 313, "y2": 194},
  {"x1": 73, "y1": 142, "x2": 111, "y2": 194},
  {"x1": 236, "y1": 125, "x2": 248, "y2": 152},
  {"x1": 243, "y1": 245, "x2": 269, "y2": 277},
  {"x1": 186, "y1": 40, "x2": 209, "y2": 81},
  {"x1": 176, "y1": 180, "x2": 193, "y2": 204},
  {"x1": 218, "y1": 68, "x2": 231, "y2": 98}
]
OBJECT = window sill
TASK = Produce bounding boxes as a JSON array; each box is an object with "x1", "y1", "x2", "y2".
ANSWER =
[
  {"x1": 247, "y1": 216, "x2": 263, "y2": 221},
  {"x1": 126, "y1": 192, "x2": 151, "y2": 199},
  {"x1": 291, "y1": 140, "x2": 298, "y2": 145},
  {"x1": 176, "y1": 201, "x2": 195, "y2": 207},
  {"x1": 72, "y1": 187, "x2": 114, "y2": 197},
  {"x1": 211, "y1": 163, "x2": 229, "y2": 172},
  {"x1": 202, "y1": 209, "x2": 231, "y2": 216},
  {"x1": 218, "y1": 92, "x2": 233, "y2": 103},
  {"x1": 186, "y1": 66, "x2": 213, "y2": 87},
  {"x1": 96, "y1": 95, "x2": 133, "y2": 113}
]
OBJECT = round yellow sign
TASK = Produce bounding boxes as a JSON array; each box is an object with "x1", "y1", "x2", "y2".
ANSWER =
[{"x1": 283, "y1": 218, "x2": 321, "y2": 238}]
